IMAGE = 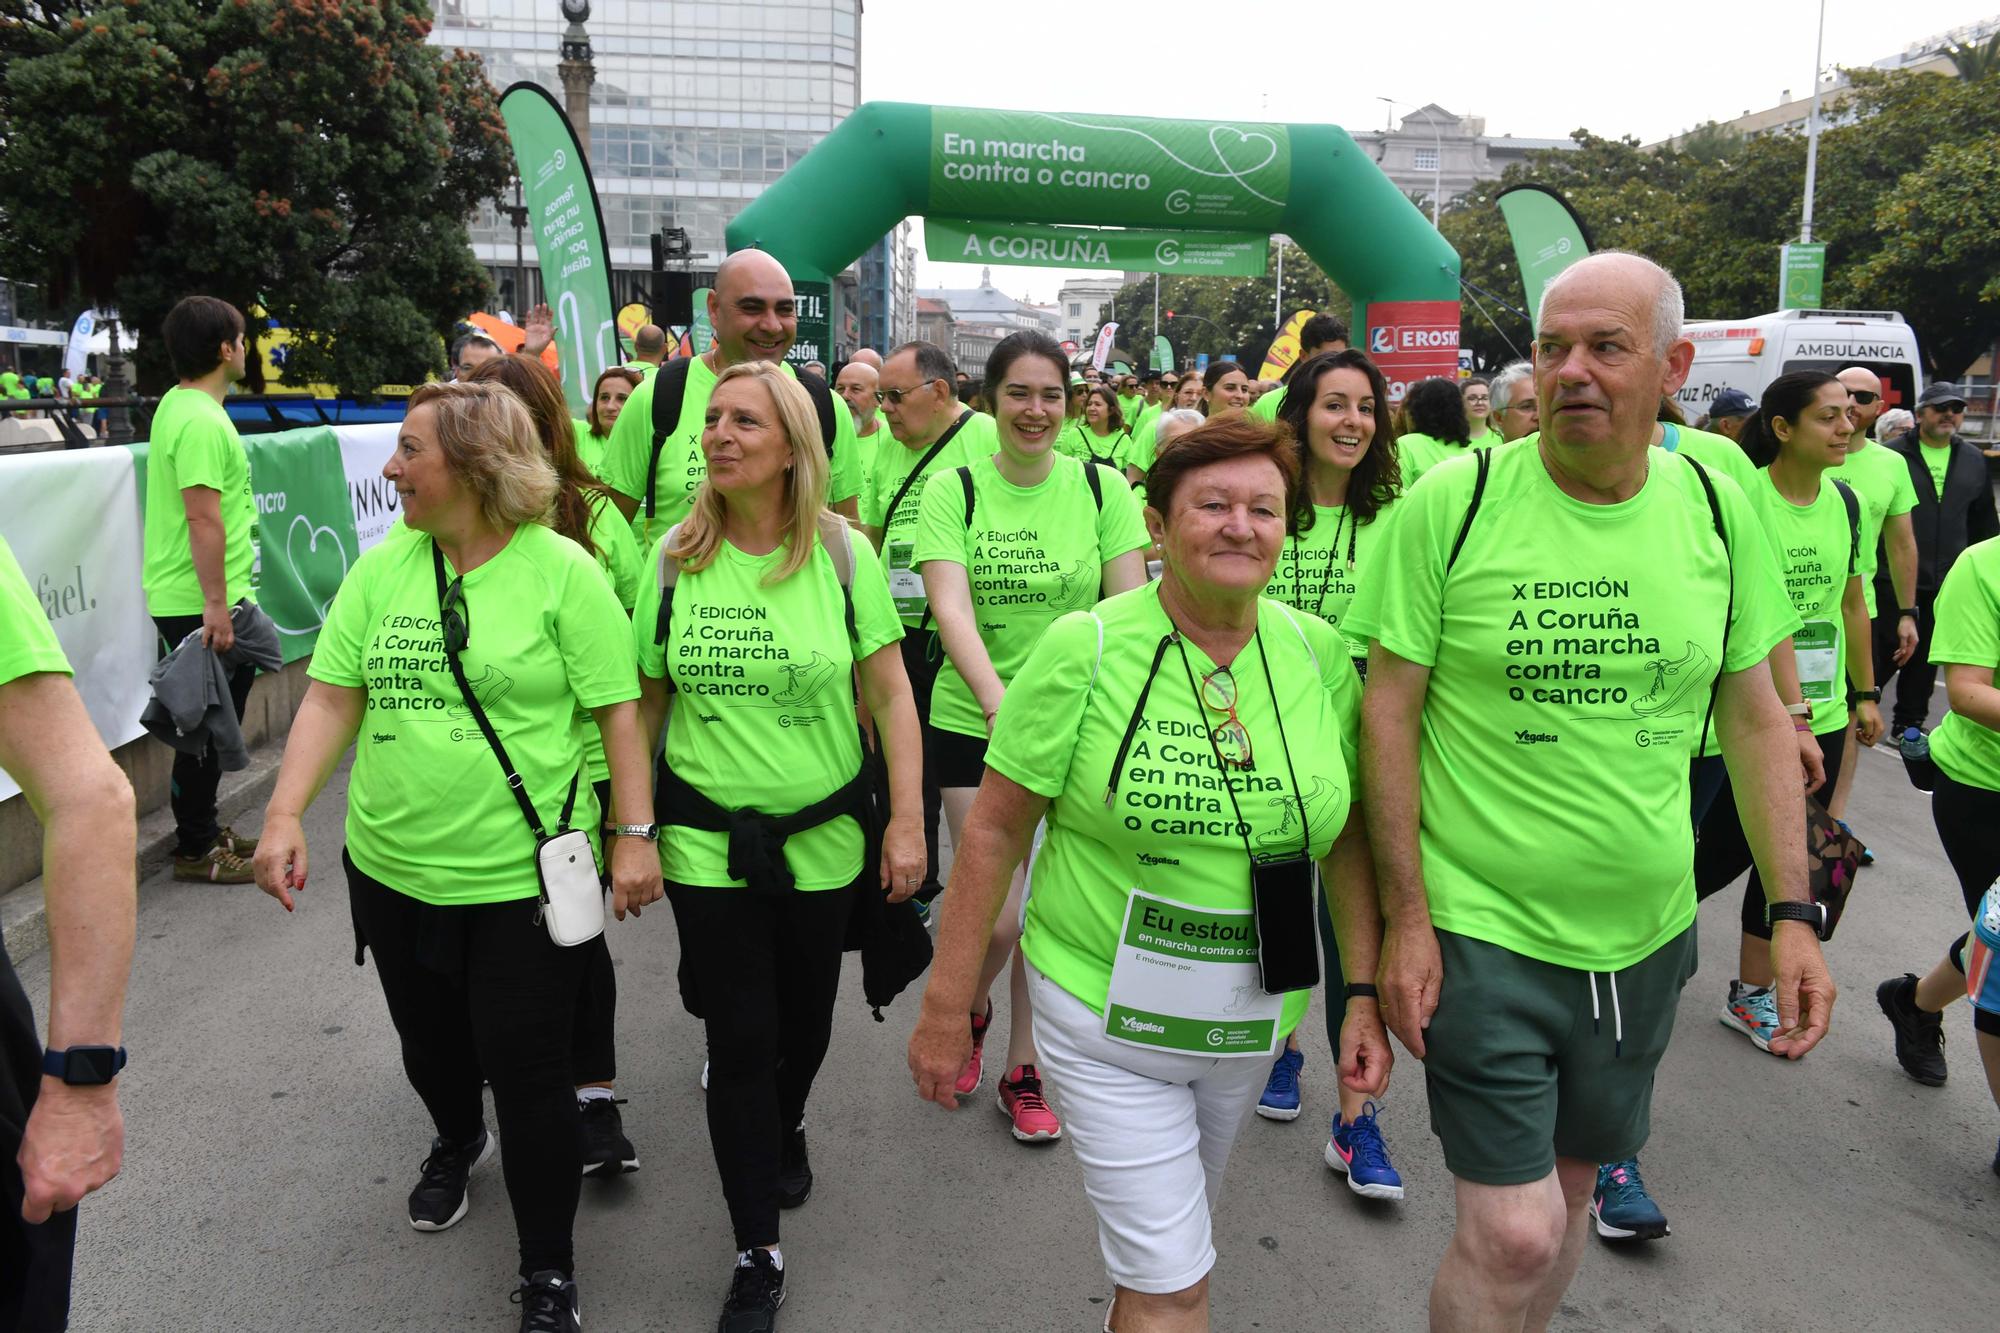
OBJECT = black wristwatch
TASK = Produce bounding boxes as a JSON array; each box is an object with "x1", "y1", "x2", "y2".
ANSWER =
[
  {"x1": 1847, "y1": 687, "x2": 1882, "y2": 705},
  {"x1": 1899, "y1": 607, "x2": 1919, "y2": 620},
  {"x1": 1766, "y1": 900, "x2": 1830, "y2": 941},
  {"x1": 1345, "y1": 982, "x2": 1379, "y2": 1002},
  {"x1": 41, "y1": 1045, "x2": 126, "y2": 1086}
]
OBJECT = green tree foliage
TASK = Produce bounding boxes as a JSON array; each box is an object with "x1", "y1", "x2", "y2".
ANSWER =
[
  {"x1": 0, "y1": 0, "x2": 513, "y2": 394},
  {"x1": 1104, "y1": 242, "x2": 1355, "y2": 372},
  {"x1": 1944, "y1": 30, "x2": 2000, "y2": 82}
]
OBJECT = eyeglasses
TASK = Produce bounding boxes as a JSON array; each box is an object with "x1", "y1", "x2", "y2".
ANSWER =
[
  {"x1": 1198, "y1": 666, "x2": 1253, "y2": 770},
  {"x1": 441, "y1": 575, "x2": 469, "y2": 655},
  {"x1": 876, "y1": 379, "x2": 942, "y2": 406},
  {"x1": 1931, "y1": 403, "x2": 1967, "y2": 414},
  {"x1": 1849, "y1": 390, "x2": 1879, "y2": 405}
]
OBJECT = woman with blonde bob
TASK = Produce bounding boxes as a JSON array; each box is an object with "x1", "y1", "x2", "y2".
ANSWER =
[
  {"x1": 633, "y1": 361, "x2": 925, "y2": 1332},
  {"x1": 253, "y1": 380, "x2": 660, "y2": 1332}
]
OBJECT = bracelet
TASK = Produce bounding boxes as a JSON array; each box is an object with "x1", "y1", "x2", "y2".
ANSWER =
[
  {"x1": 1345, "y1": 982, "x2": 1379, "y2": 1001},
  {"x1": 1899, "y1": 608, "x2": 1919, "y2": 620},
  {"x1": 1783, "y1": 701, "x2": 1812, "y2": 718},
  {"x1": 1793, "y1": 720, "x2": 1814, "y2": 732}
]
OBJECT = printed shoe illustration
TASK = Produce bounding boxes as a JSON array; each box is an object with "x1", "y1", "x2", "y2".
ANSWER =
[
  {"x1": 445, "y1": 664, "x2": 514, "y2": 720},
  {"x1": 773, "y1": 650, "x2": 837, "y2": 707},
  {"x1": 1633, "y1": 641, "x2": 1713, "y2": 718},
  {"x1": 1053, "y1": 560, "x2": 1090, "y2": 608},
  {"x1": 1258, "y1": 775, "x2": 1342, "y2": 849}
]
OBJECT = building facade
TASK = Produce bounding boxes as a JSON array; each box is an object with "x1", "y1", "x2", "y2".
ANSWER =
[
  {"x1": 1348, "y1": 106, "x2": 1575, "y2": 213},
  {"x1": 916, "y1": 269, "x2": 1059, "y2": 336},
  {"x1": 1055, "y1": 277, "x2": 1122, "y2": 348}
]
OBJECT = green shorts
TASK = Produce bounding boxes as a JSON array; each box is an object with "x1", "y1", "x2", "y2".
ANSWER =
[{"x1": 1421, "y1": 926, "x2": 1697, "y2": 1186}]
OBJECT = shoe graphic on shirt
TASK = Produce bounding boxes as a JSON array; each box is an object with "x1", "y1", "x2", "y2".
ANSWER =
[
  {"x1": 1053, "y1": 560, "x2": 1090, "y2": 608},
  {"x1": 445, "y1": 664, "x2": 514, "y2": 721},
  {"x1": 772, "y1": 651, "x2": 837, "y2": 707},
  {"x1": 1258, "y1": 775, "x2": 1341, "y2": 849},
  {"x1": 1633, "y1": 641, "x2": 1712, "y2": 718}
]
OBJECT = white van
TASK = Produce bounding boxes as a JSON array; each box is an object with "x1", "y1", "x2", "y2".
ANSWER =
[{"x1": 1676, "y1": 309, "x2": 1925, "y2": 424}]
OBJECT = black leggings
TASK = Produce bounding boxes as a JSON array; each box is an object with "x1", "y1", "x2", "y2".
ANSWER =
[
  {"x1": 346, "y1": 853, "x2": 587, "y2": 1279},
  {"x1": 152, "y1": 609, "x2": 257, "y2": 857},
  {"x1": 1930, "y1": 772, "x2": 2000, "y2": 1037},
  {"x1": 1874, "y1": 594, "x2": 1940, "y2": 732},
  {"x1": 571, "y1": 781, "x2": 622, "y2": 1087},
  {"x1": 900, "y1": 633, "x2": 945, "y2": 896},
  {"x1": 668, "y1": 880, "x2": 855, "y2": 1251},
  {"x1": 1694, "y1": 728, "x2": 1848, "y2": 940}
]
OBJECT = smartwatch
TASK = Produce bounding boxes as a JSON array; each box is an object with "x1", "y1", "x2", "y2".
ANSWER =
[
  {"x1": 1345, "y1": 982, "x2": 1379, "y2": 1002},
  {"x1": 1766, "y1": 900, "x2": 1830, "y2": 941},
  {"x1": 42, "y1": 1045, "x2": 127, "y2": 1086},
  {"x1": 1847, "y1": 687, "x2": 1882, "y2": 706},
  {"x1": 1899, "y1": 607, "x2": 1919, "y2": 620},
  {"x1": 603, "y1": 823, "x2": 659, "y2": 841}
]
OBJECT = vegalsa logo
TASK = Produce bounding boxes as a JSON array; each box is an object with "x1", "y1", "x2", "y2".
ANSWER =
[
  {"x1": 1119, "y1": 1015, "x2": 1167, "y2": 1036},
  {"x1": 1371, "y1": 323, "x2": 1460, "y2": 354},
  {"x1": 1153, "y1": 238, "x2": 1181, "y2": 267}
]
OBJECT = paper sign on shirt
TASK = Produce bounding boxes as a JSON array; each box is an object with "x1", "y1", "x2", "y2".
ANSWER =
[
  {"x1": 1795, "y1": 620, "x2": 1837, "y2": 703},
  {"x1": 887, "y1": 539, "x2": 926, "y2": 619},
  {"x1": 1102, "y1": 889, "x2": 1282, "y2": 1057}
]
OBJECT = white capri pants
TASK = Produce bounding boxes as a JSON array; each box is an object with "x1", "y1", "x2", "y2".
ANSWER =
[{"x1": 1028, "y1": 963, "x2": 1273, "y2": 1294}]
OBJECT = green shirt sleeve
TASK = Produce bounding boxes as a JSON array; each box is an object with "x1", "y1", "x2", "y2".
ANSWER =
[
  {"x1": 167, "y1": 408, "x2": 241, "y2": 492},
  {"x1": 1251, "y1": 384, "x2": 1285, "y2": 421},
  {"x1": 983, "y1": 611, "x2": 1100, "y2": 798},
  {"x1": 1710, "y1": 474, "x2": 1803, "y2": 671},
  {"x1": 306, "y1": 539, "x2": 379, "y2": 688},
  {"x1": 1930, "y1": 543, "x2": 2000, "y2": 670},
  {"x1": 910, "y1": 465, "x2": 971, "y2": 569},
  {"x1": 556, "y1": 548, "x2": 641, "y2": 710},
  {"x1": 1341, "y1": 459, "x2": 1463, "y2": 666},
  {"x1": 587, "y1": 492, "x2": 643, "y2": 612},
  {"x1": 1888, "y1": 454, "x2": 1918, "y2": 518},
  {"x1": 632, "y1": 532, "x2": 670, "y2": 680},
  {"x1": 0, "y1": 536, "x2": 70, "y2": 685},
  {"x1": 1092, "y1": 464, "x2": 1150, "y2": 561},
  {"x1": 827, "y1": 394, "x2": 860, "y2": 507},
  {"x1": 600, "y1": 371, "x2": 657, "y2": 502},
  {"x1": 843, "y1": 528, "x2": 904, "y2": 659}
]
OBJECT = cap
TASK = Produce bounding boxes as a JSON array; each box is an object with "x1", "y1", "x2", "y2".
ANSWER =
[
  {"x1": 1918, "y1": 382, "x2": 1968, "y2": 409},
  {"x1": 1709, "y1": 388, "x2": 1755, "y2": 418}
]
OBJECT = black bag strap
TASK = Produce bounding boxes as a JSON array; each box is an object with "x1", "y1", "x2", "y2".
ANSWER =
[
  {"x1": 794, "y1": 368, "x2": 839, "y2": 465},
  {"x1": 957, "y1": 464, "x2": 976, "y2": 527},
  {"x1": 1682, "y1": 456, "x2": 1733, "y2": 760},
  {"x1": 882, "y1": 409, "x2": 973, "y2": 536},
  {"x1": 431, "y1": 541, "x2": 578, "y2": 841},
  {"x1": 1832, "y1": 477, "x2": 1860, "y2": 573},
  {"x1": 1445, "y1": 445, "x2": 1493, "y2": 573},
  {"x1": 644, "y1": 358, "x2": 696, "y2": 520},
  {"x1": 1084, "y1": 461, "x2": 1106, "y2": 511}
]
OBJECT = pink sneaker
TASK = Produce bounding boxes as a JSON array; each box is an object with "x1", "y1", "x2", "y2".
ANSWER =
[
  {"x1": 997, "y1": 1064, "x2": 1062, "y2": 1142},
  {"x1": 954, "y1": 1004, "x2": 991, "y2": 1097}
]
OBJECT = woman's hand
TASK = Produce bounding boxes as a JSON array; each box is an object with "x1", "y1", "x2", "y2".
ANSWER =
[
  {"x1": 1337, "y1": 997, "x2": 1394, "y2": 1098},
  {"x1": 1854, "y1": 700, "x2": 1885, "y2": 749},
  {"x1": 608, "y1": 836, "x2": 664, "y2": 921},
  {"x1": 252, "y1": 815, "x2": 308, "y2": 911},
  {"x1": 908, "y1": 1002, "x2": 972, "y2": 1110},
  {"x1": 880, "y1": 814, "x2": 927, "y2": 903}
]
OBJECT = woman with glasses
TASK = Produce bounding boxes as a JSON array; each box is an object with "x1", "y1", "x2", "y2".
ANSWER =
[
  {"x1": 915, "y1": 330, "x2": 1150, "y2": 1144},
  {"x1": 1200, "y1": 361, "x2": 1253, "y2": 417},
  {"x1": 634, "y1": 361, "x2": 924, "y2": 1333},
  {"x1": 252, "y1": 381, "x2": 659, "y2": 1333},
  {"x1": 910, "y1": 413, "x2": 1387, "y2": 1332},
  {"x1": 1462, "y1": 376, "x2": 1502, "y2": 449}
]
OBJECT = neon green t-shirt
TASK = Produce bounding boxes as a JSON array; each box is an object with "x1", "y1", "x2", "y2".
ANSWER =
[
  {"x1": 1746, "y1": 470, "x2": 1856, "y2": 735},
  {"x1": 308, "y1": 522, "x2": 639, "y2": 906},
  {"x1": 1398, "y1": 431, "x2": 1475, "y2": 484},
  {"x1": 1469, "y1": 427, "x2": 1505, "y2": 450},
  {"x1": 1839, "y1": 439, "x2": 1918, "y2": 616},
  {"x1": 1117, "y1": 395, "x2": 1141, "y2": 427},
  {"x1": 988, "y1": 584, "x2": 1359, "y2": 1036},
  {"x1": 141, "y1": 385, "x2": 258, "y2": 617},
  {"x1": 852, "y1": 418, "x2": 890, "y2": 503},
  {"x1": 0, "y1": 535, "x2": 71, "y2": 686},
  {"x1": 633, "y1": 525, "x2": 902, "y2": 890},
  {"x1": 0, "y1": 372, "x2": 20, "y2": 400},
  {"x1": 1059, "y1": 421, "x2": 1124, "y2": 466},
  {"x1": 601, "y1": 357, "x2": 862, "y2": 552},
  {"x1": 1926, "y1": 536, "x2": 2000, "y2": 792},
  {"x1": 1344, "y1": 441, "x2": 1798, "y2": 971},
  {"x1": 1119, "y1": 420, "x2": 1156, "y2": 476},
  {"x1": 862, "y1": 411, "x2": 991, "y2": 629},
  {"x1": 914, "y1": 454, "x2": 1148, "y2": 738},
  {"x1": 1266, "y1": 502, "x2": 1398, "y2": 659},
  {"x1": 572, "y1": 417, "x2": 608, "y2": 481},
  {"x1": 1250, "y1": 383, "x2": 1286, "y2": 421},
  {"x1": 575, "y1": 490, "x2": 643, "y2": 785},
  {"x1": 1919, "y1": 440, "x2": 1951, "y2": 496}
]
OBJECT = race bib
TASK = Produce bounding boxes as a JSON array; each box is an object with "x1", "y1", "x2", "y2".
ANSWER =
[
  {"x1": 888, "y1": 539, "x2": 925, "y2": 618},
  {"x1": 1795, "y1": 619, "x2": 1837, "y2": 703},
  {"x1": 1103, "y1": 890, "x2": 1282, "y2": 1058}
]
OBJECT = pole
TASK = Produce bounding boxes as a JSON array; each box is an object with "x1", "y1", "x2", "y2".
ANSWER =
[
  {"x1": 1800, "y1": 0, "x2": 1826, "y2": 243},
  {"x1": 1274, "y1": 239, "x2": 1283, "y2": 330},
  {"x1": 1152, "y1": 271, "x2": 1159, "y2": 344},
  {"x1": 513, "y1": 177, "x2": 526, "y2": 313}
]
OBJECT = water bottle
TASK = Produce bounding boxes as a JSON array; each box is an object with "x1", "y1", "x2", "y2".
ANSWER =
[{"x1": 1898, "y1": 726, "x2": 1939, "y2": 792}]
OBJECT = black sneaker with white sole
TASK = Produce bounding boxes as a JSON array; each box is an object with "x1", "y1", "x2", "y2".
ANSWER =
[
  {"x1": 512, "y1": 1270, "x2": 581, "y2": 1332},
  {"x1": 777, "y1": 1124, "x2": 811, "y2": 1209},
  {"x1": 719, "y1": 1250, "x2": 785, "y2": 1333},
  {"x1": 408, "y1": 1127, "x2": 495, "y2": 1231},
  {"x1": 579, "y1": 1097, "x2": 639, "y2": 1176}
]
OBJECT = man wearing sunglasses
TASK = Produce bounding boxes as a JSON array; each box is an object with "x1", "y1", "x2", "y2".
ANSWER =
[{"x1": 1879, "y1": 382, "x2": 2000, "y2": 734}]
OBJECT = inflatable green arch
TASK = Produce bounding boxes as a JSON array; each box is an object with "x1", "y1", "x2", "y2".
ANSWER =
[{"x1": 726, "y1": 102, "x2": 1463, "y2": 393}]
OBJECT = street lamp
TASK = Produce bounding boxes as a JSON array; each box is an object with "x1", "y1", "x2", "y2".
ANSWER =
[{"x1": 1377, "y1": 96, "x2": 1442, "y2": 227}]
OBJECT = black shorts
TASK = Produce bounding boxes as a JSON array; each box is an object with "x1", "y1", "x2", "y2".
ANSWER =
[
  {"x1": 927, "y1": 725, "x2": 989, "y2": 789},
  {"x1": 0, "y1": 940, "x2": 76, "y2": 1330}
]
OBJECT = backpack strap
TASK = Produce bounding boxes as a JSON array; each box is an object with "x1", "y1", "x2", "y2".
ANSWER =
[
  {"x1": 651, "y1": 522, "x2": 686, "y2": 646},
  {"x1": 1682, "y1": 456, "x2": 1733, "y2": 760},
  {"x1": 644, "y1": 359, "x2": 695, "y2": 521},
  {"x1": 815, "y1": 510, "x2": 859, "y2": 645},
  {"x1": 957, "y1": 465, "x2": 976, "y2": 527},
  {"x1": 795, "y1": 368, "x2": 839, "y2": 466},
  {"x1": 1084, "y1": 460, "x2": 1106, "y2": 512},
  {"x1": 1444, "y1": 445, "x2": 1493, "y2": 574},
  {"x1": 1831, "y1": 477, "x2": 1861, "y2": 574}
]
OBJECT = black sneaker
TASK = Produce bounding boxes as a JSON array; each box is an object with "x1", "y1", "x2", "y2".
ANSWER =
[
  {"x1": 408, "y1": 1127, "x2": 494, "y2": 1231},
  {"x1": 1875, "y1": 974, "x2": 1947, "y2": 1086},
  {"x1": 512, "y1": 1270, "x2": 580, "y2": 1332},
  {"x1": 777, "y1": 1124, "x2": 811, "y2": 1209},
  {"x1": 579, "y1": 1097, "x2": 639, "y2": 1177},
  {"x1": 719, "y1": 1250, "x2": 785, "y2": 1333}
]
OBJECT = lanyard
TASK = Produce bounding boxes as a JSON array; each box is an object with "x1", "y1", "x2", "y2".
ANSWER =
[{"x1": 1291, "y1": 508, "x2": 1354, "y2": 618}]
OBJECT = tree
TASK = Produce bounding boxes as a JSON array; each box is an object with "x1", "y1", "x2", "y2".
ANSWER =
[
  {"x1": 0, "y1": 0, "x2": 512, "y2": 394},
  {"x1": 1945, "y1": 31, "x2": 2000, "y2": 82},
  {"x1": 1851, "y1": 137, "x2": 2000, "y2": 368}
]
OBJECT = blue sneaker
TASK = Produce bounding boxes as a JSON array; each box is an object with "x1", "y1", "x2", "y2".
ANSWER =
[
  {"x1": 1720, "y1": 980, "x2": 1783, "y2": 1054},
  {"x1": 1324, "y1": 1101, "x2": 1405, "y2": 1200},
  {"x1": 1591, "y1": 1158, "x2": 1669, "y2": 1241},
  {"x1": 1254, "y1": 1047, "x2": 1303, "y2": 1121}
]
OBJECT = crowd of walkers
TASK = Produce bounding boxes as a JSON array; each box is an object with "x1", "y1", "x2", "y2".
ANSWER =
[{"x1": 5, "y1": 252, "x2": 2000, "y2": 1332}]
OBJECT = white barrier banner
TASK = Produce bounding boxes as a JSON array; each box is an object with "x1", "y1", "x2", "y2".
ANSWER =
[
  {"x1": 0, "y1": 449, "x2": 154, "y2": 801},
  {"x1": 338, "y1": 423, "x2": 402, "y2": 552}
]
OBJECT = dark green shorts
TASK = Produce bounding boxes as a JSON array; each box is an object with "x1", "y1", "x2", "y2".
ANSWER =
[{"x1": 1421, "y1": 926, "x2": 1697, "y2": 1186}]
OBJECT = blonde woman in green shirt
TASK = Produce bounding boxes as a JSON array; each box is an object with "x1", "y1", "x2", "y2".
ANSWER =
[{"x1": 917, "y1": 330, "x2": 1151, "y2": 1143}]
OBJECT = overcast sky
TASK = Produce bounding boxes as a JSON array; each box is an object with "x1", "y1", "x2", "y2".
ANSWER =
[{"x1": 858, "y1": 0, "x2": 1988, "y2": 302}]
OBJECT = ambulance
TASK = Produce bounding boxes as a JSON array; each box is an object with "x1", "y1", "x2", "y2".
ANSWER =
[{"x1": 1675, "y1": 309, "x2": 1925, "y2": 422}]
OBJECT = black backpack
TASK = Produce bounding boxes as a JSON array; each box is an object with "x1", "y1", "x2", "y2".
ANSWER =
[{"x1": 643, "y1": 359, "x2": 839, "y2": 520}]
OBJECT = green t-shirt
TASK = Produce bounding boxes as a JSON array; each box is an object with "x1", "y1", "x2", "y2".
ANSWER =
[
  {"x1": 1120, "y1": 420, "x2": 1157, "y2": 476},
  {"x1": 861, "y1": 411, "x2": 992, "y2": 628},
  {"x1": 1398, "y1": 431, "x2": 1474, "y2": 485},
  {"x1": 601, "y1": 357, "x2": 861, "y2": 552},
  {"x1": 1469, "y1": 427, "x2": 1505, "y2": 451},
  {"x1": 575, "y1": 490, "x2": 643, "y2": 784},
  {"x1": 308, "y1": 522, "x2": 639, "y2": 906},
  {"x1": 1343, "y1": 441, "x2": 1798, "y2": 971},
  {"x1": 0, "y1": 372, "x2": 20, "y2": 399},
  {"x1": 633, "y1": 525, "x2": 902, "y2": 890},
  {"x1": 1839, "y1": 439, "x2": 1918, "y2": 616},
  {"x1": 914, "y1": 454, "x2": 1149, "y2": 738},
  {"x1": 573, "y1": 417, "x2": 608, "y2": 481},
  {"x1": 1117, "y1": 395, "x2": 1142, "y2": 427},
  {"x1": 853, "y1": 418, "x2": 889, "y2": 504},
  {"x1": 1250, "y1": 383, "x2": 1286, "y2": 421},
  {"x1": 1927, "y1": 536, "x2": 2000, "y2": 792},
  {"x1": 1919, "y1": 440, "x2": 1951, "y2": 496},
  {"x1": 141, "y1": 385, "x2": 258, "y2": 617},
  {"x1": 0, "y1": 535, "x2": 71, "y2": 686},
  {"x1": 1745, "y1": 470, "x2": 1856, "y2": 735},
  {"x1": 987, "y1": 584, "x2": 1359, "y2": 1035},
  {"x1": 1059, "y1": 421, "x2": 1124, "y2": 466},
  {"x1": 1266, "y1": 502, "x2": 1397, "y2": 659}
]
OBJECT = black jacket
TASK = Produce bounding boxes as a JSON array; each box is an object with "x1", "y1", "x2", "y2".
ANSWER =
[{"x1": 1879, "y1": 430, "x2": 2000, "y2": 595}]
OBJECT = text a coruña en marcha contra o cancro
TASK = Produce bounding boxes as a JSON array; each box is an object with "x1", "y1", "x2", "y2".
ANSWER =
[{"x1": 1502, "y1": 576, "x2": 1664, "y2": 708}]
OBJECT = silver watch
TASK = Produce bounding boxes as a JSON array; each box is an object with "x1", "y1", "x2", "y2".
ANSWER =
[{"x1": 603, "y1": 823, "x2": 658, "y2": 841}]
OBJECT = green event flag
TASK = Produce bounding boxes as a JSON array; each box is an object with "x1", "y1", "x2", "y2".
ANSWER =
[
  {"x1": 499, "y1": 82, "x2": 618, "y2": 414},
  {"x1": 925, "y1": 218, "x2": 1268, "y2": 278},
  {"x1": 1153, "y1": 335, "x2": 1173, "y2": 371},
  {"x1": 1496, "y1": 184, "x2": 1592, "y2": 323},
  {"x1": 1780, "y1": 243, "x2": 1826, "y2": 311}
]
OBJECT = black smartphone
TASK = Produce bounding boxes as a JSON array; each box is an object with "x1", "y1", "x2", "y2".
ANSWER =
[{"x1": 1250, "y1": 855, "x2": 1320, "y2": 994}]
